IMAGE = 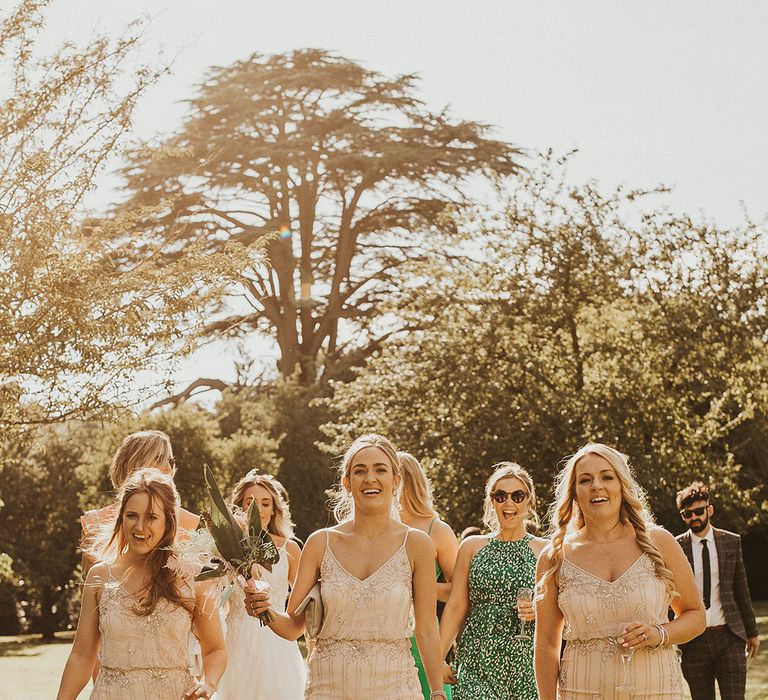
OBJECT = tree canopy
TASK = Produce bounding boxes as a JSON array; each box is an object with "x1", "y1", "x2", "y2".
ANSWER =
[
  {"x1": 0, "y1": 2, "x2": 249, "y2": 443},
  {"x1": 323, "y1": 155, "x2": 768, "y2": 533},
  {"x1": 120, "y1": 49, "x2": 523, "y2": 391}
]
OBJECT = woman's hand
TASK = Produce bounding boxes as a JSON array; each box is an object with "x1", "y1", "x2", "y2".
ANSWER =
[
  {"x1": 182, "y1": 678, "x2": 216, "y2": 699},
  {"x1": 516, "y1": 598, "x2": 535, "y2": 622},
  {"x1": 618, "y1": 621, "x2": 662, "y2": 651},
  {"x1": 442, "y1": 661, "x2": 457, "y2": 685},
  {"x1": 243, "y1": 579, "x2": 272, "y2": 618}
]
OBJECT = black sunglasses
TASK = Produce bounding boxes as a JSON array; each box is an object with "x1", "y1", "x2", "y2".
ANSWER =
[
  {"x1": 679, "y1": 506, "x2": 707, "y2": 519},
  {"x1": 491, "y1": 489, "x2": 529, "y2": 504}
]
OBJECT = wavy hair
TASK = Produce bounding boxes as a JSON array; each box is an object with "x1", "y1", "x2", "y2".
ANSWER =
[
  {"x1": 482, "y1": 462, "x2": 540, "y2": 534},
  {"x1": 230, "y1": 470, "x2": 295, "y2": 540},
  {"x1": 93, "y1": 468, "x2": 194, "y2": 616},
  {"x1": 398, "y1": 451, "x2": 439, "y2": 519},
  {"x1": 330, "y1": 434, "x2": 401, "y2": 523},
  {"x1": 539, "y1": 443, "x2": 677, "y2": 600},
  {"x1": 109, "y1": 430, "x2": 173, "y2": 489}
]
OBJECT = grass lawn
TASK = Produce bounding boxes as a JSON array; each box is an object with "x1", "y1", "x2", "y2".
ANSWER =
[{"x1": 1, "y1": 603, "x2": 766, "y2": 699}]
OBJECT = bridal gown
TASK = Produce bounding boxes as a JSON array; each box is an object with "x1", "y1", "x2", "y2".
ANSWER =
[{"x1": 215, "y1": 542, "x2": 306, "y2": 699}]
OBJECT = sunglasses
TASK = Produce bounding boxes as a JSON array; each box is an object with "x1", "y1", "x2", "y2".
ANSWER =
[
  {"x1": 679, "y1": 506, "x2": 707, "y2": 519},
  {"x1": 491, "y1": 489, "x2": 529, "y2": 504}
]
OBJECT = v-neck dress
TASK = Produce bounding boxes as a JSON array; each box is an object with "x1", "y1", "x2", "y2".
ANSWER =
[
  {"x1": 305, "y1": 530, "x2": 422, "y2": 699},
  {"x1": 557, "y1": 552, "x2": 685, "y2": 699}
]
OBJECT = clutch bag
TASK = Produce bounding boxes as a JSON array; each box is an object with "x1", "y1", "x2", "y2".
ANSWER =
[{"x1": 295, "y1": 581, "x2": 323, "y2": 639}]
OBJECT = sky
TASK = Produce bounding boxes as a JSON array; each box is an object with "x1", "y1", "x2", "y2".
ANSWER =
[{"x1": 35, "y1": 0, "x2": 768, "y2": 399}]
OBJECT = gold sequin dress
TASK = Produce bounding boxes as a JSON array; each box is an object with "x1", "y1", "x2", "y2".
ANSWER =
[
  {"x1": 305, "y1": 530, "x2": 422, "y2": 700},
  {"x1": 557, "y1": 552, "x2": 685, "y2": 699},
  {"x1": 91, "y1": 574, "x2": 195, "y2": 699}
]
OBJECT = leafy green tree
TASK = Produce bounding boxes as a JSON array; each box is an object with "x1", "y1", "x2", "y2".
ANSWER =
[
  {"x1": 0, "y1": 1, "x2": 248, "y2": 445},
  {"x1": 0, "y1": 428, "x2": 84, "y2": 639},
  {"x1": 323, "y1": 155, "x2": 768, "y2": 535},
  {"x1": 121, "y1": 49, "x2": 523, "y2": 391}
]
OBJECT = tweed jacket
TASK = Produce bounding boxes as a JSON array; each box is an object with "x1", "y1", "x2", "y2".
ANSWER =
[{"x1": 677, "y1": 526, "x2": 758, "y2": 641}]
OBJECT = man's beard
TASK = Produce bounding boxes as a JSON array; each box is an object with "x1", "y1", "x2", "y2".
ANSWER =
[{"x1": 689, "y1": 516, "x2": 709, "y2": 533}]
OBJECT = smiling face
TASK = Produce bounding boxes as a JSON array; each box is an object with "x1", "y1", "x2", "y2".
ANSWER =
[
  {"x1": 343, "y1": 445, "x2": 400, "y2": 511},
  {"x1": 490, "y1": 476, "x2": 529, "y2": 529},
  {"x1": 121, "y1": 491, "x2": 167, "y2": 555},
  {"x1": 574, "y1": 452, "x2": 623, "y2": 521},
  {"x1": 242, "y1": 484, "x2": 275, "y2": 530}
]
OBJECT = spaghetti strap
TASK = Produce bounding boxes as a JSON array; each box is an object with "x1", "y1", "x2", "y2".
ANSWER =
[
  {"x1": 403, "y1": 527, "x2": 411, "y2": 547},
  {"x1": 427, "y1": 517, "x2": 437, "y2": 535}
]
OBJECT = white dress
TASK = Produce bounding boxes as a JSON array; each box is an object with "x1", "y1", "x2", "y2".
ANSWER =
[{"x1": 215, "y1": 543, "x2": 307, "y2": 699}]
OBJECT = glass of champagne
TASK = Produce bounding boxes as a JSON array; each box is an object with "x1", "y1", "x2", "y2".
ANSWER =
[
  {"x1": 616, "y1": 622, "x2": 635, "y2": 692},
  {"x1": 514, "y1": 587, "x2": 533, "y2": 640}
]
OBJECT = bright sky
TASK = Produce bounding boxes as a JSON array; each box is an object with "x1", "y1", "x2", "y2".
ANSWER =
[{"x1": 37, "y1": 0, "x2": 768, "y2": 397}]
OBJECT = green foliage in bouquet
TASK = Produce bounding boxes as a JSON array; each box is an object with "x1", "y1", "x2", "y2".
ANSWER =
[{"x1": 196, "y1": 465, "x2": 280, "y2": 622}]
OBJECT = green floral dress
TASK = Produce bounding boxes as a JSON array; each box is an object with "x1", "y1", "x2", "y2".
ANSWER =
[{"x1": 454, "y1": 535, "x2": 538, "y2": 700}]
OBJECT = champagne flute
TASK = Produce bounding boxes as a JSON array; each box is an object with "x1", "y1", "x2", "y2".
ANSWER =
[
  {"x1": 615, "y1": 622, "x2": 635, "y2": 692},
  {"x1": 514, "y1": 587, "x2": 533, "y2": 640}
]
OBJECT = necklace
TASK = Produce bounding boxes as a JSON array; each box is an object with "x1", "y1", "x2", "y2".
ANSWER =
[{"x1": 350, "y1": 523, "x2": 390, "y2": 539}]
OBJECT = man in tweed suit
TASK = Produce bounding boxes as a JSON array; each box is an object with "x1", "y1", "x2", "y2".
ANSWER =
[{"x1": 676, "y1": 482, "x2": 760, "y2": 700}]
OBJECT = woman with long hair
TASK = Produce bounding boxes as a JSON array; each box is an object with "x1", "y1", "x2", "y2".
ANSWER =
[
  {"x1": 80, "y1": 430, "x2": 199, "y2": 574},
  {"x1": 245, "y1": 434, "x2": 446, "y2": 699},
  {"x1": 215, "y1": 471, "x2": 305, "y2": 699},
  {"x1": 57, "y1": 468, "x2": 226, "y2": 700},
  {"x1": 398, "y1": 451, "x2": 458, "y2": 700},
  {"x1": 534, "y1": 443, "x2": 706, "y2": 700},
  {"x1": 439, "y1": 462, "x2": 547, "y2": 699}
]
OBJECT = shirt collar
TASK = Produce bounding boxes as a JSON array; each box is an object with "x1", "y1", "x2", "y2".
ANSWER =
[{"x1": 691, "y1": 528, "x2": 713, "y2": 544}]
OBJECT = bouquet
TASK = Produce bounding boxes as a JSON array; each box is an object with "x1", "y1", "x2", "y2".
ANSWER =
[{"x1": 168, "y1": 465, "x2": 280, "y2": 624}]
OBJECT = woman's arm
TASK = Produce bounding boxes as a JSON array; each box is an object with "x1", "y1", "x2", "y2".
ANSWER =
[
  {"x1": 619, "y1": 528, "x2": 706, "y2": 651},
  {"x1": 438, "y1": 536, "x2": 481, "y2": 660},
  {"x1": 432, "y1": 519, "x2": 459, "y2": 603},
  {"x1": 285, "y1": 539, "x2": 302, "y2": 588},
  {"x1": 409, "y1": 529, "x2": 444, "y2": 694},
  {"x1": 185, "y1": 584, "x2": 227, "y2": 698},
  {"x1": 533, "y1": 547, "x2": 564, "y2": 700},
  {"x1": 245, "y1": 529, "x2": 323, "y2": 640},
  {"x1": 56, "y1": 565, "x2": 103, "y2": 700},
  {"x1": 517, "y1": 537, "x2": 550, "y2": 622}
]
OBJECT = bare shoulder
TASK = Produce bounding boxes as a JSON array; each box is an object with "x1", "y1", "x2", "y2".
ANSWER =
[
  {"x1": 285, "y1": 539, "x2": 302, "y2": 560},
  {"x1": 458, "y1": 534, "x2": 489, "y2": 560},
  {"x1": 649, "y1": 526, "x2": 684, "y2": 560},
  {"x1": 85, "y1": 561, "x2": 109, "y2": 586},
  {"x1": 430, "y1": 518, "x2": 457, "y2": 542},
  {"x1": 528, "y1": 536, "x2": 549, "y2": 557},
  {"x1": 406, "y1": 526, "x2": 433, "y2": 553},
  {"x1": 303, "y1": 529, "x2": 330, "y2": 555}
]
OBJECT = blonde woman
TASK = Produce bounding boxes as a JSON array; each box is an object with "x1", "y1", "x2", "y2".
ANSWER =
[
  {"x1": 216, "y1": 471, "x2": 305, "y2": 699},
  {"x1": 439, "y1": 463, "x2": 547, "y2": 699},
  {"x1": 245, "y1": 434, "x2": 446, "y2": 699},
  {"x1": 534, "y1": 444, "x2": 706, "y2": 700},
  {"x1": 80, "y1": 430, "x2": 199, "y2": 573},
  {"x1": 399, "y1": 451, "x2": 458, "y2": 700}
]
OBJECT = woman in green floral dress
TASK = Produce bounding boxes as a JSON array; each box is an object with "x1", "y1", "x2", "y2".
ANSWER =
[{"x1": 439, "y1": 463, "x2": 548, "y2": 700}]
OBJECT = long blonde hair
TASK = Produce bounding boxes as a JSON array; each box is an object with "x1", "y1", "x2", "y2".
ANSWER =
[
  {"x1": 398, "y1": 451, "x2": 439, "y2": 519},
  {"x1": 482, "y1": 462, "x2": 540, "y2": 534},
  {"x1": 330, "y1": 434, "x2": 401, "y2": 523},
  {"x1": 230, "y1": 470, "x2": 295, "y2": 540},
  {"x1": 109, "y1": 430, "x2": 173, "y2": 489},
  {"x1": 539, "y1": 443, "x2": 677, "y2": 599}
]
